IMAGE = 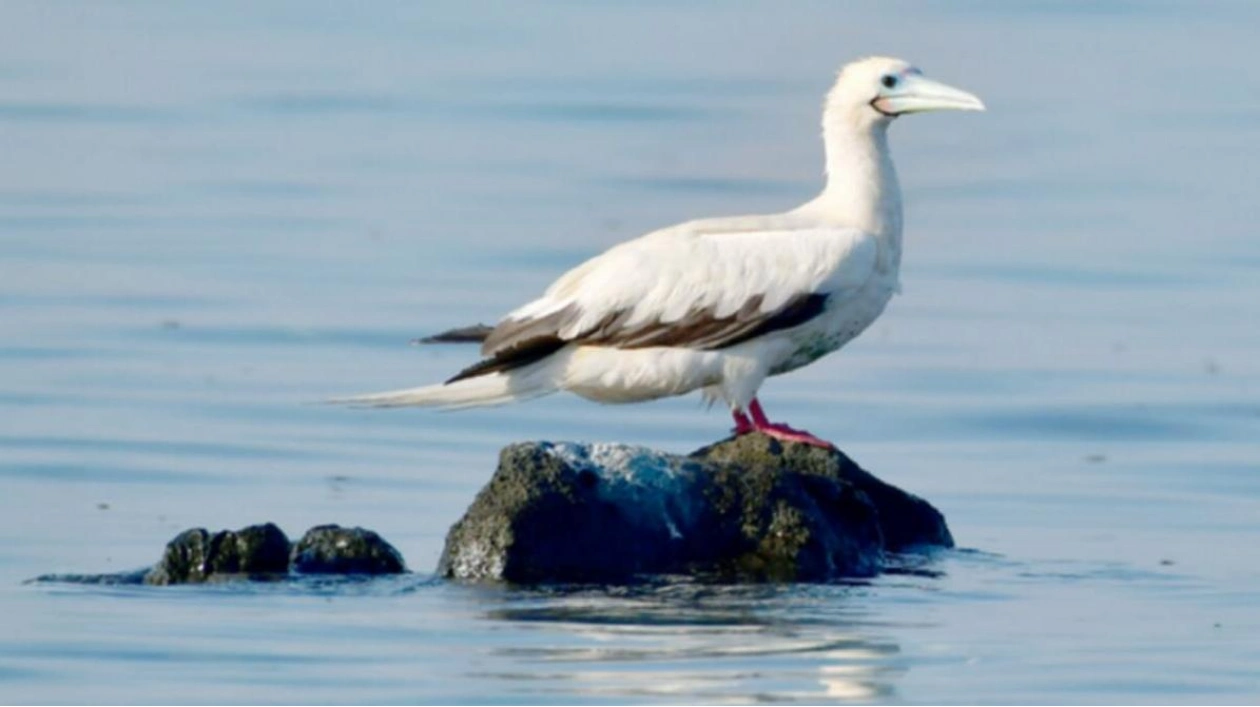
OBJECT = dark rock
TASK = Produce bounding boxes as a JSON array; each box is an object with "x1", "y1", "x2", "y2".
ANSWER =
[
  {"x1": 143, "y1": 522, "x2": 291, "y2": 585},
  {"x1": 438, "y1": 433, "x2": 952, "y2": 584},
  {"x1": 692, "y1": 434, "x2": 953, "y2": 551},
  {"x1": 291, "y1": 524, "x2": 406, "y2": 575},
  {"x1": 30, "y1": 522, "x2": 408, "y2": 586}
]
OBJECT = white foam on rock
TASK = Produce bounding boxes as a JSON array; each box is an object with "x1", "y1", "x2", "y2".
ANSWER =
[
  {"x1": 541, "y1": 441, "x2": 697, "y2": 540},
  {"x1": 543, "y1": 442, "x2": 689, "y2": 489},
  {"x1": 448, "y1": 538, "x2": 505, "y2": 580}
]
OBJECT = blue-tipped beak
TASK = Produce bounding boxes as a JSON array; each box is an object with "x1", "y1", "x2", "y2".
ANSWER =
[{"x1": 873, "y1": 74, "x2": 985, "y2": 115}]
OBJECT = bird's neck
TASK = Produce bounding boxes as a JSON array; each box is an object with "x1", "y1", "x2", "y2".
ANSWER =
[{"x1": 797, "y1": 117, "x2": 903, "y2": 270}]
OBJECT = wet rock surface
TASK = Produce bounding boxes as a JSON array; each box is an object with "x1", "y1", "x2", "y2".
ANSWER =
[
  {"x1": 693, "y1": 434, "x2": 954, "y2": 552},
  {"x1": 291, "y1": 524, "x2": 406, "y2": 575},
  {"x1": 144, "y1": 522, "x2": 291, "y2": 585},
  {"x1": 33, "y1": 523, "x2": 407, "y2": 586},
  {"x1": 438, "y1": 433, "x2": 952, "y2": 583}
]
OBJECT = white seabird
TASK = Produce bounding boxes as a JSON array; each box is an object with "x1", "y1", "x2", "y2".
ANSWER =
[{"x1": 336, "y1": 56, "x2": 984, "y2": 447}]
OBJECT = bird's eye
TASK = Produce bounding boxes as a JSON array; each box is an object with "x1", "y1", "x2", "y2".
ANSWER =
[{"x1": 881, "y1": 75, "x2": 899, "y2": 89}]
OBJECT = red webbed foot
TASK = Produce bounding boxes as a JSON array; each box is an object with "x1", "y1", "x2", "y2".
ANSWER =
[{"x1": 732, "y1": 397, "x2": 835, "y2": 449}]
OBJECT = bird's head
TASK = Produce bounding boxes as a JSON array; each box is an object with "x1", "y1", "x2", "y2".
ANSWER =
[{"x1": 826, "y1": 56, "x2": 984, "y2": 129}]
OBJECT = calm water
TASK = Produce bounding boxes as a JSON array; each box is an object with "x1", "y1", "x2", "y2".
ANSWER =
[{"x1": 3, "y1": 1, "x2": 1259, "y2": 703}]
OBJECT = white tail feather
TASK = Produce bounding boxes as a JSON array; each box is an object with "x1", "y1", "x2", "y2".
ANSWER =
[{"x1": 328, "y1": 369, "x2": 556, "y2": 410}]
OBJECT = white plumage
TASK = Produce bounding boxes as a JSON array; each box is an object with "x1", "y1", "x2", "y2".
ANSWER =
[{"x1": 335, "y1": 56, "x2": 983, "y2": 447}]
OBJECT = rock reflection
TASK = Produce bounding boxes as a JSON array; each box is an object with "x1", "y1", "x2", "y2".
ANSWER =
[{"x1": 477, "y1": 583, "x2": 904, "y2": 703}]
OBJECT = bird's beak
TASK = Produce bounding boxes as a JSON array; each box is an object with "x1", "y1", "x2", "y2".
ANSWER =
[{"x1": 873, "y1": 74, "x2": 985, "y2": 116}]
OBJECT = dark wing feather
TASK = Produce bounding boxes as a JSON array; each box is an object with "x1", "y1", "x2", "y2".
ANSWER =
[
  {"x1": 445, "y1": 335, "x2": 566, "y2": 383},
  {"x1": 446, "y1": 307, "x2": 580, "y2": 383},
  {"x1": 448, "y1": 293, "x2": 828, "y2": 382},
  {"x1": 417, "y1": 324, "x2": 492, "y2": 344},
  {"x1": 583, "y1": 292, "x2": 828, "y2": 350}
]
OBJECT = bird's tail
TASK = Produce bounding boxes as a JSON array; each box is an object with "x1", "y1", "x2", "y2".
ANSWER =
[{"x1": 328, "y1": 368, "x2": 557, "y2": 410}]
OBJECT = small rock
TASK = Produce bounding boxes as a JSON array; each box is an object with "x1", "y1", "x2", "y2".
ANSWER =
[
  {"x1": 438, "y1": 433, "x2": 952, "y2": 584},
  {"x1": 290, "y1": 524, "x2": 406, "y2": 575},
  {"x1": 143, "y1": 522, "x2": 290, "y2": 585}
]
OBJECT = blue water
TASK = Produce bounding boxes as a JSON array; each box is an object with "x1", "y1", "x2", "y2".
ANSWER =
[{"x1": 3, "y1": 1, "x2": 1259, "y2": 703}]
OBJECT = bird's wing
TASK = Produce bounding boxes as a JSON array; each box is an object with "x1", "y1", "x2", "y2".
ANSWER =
[
  {"x1": 449, "y1": 221, "x2": 878, "y2": 382},
  {"x1": 415, "y1": 324, "x2": 493, "y2": 344}
]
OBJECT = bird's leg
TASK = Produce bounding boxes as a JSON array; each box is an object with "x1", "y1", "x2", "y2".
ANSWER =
[
  {"x1": 731, "y1": 408, "x2": 754, "y2": 435},
  {"x1": 745, "y1": 398, "x2": 835, "y2": 449}
]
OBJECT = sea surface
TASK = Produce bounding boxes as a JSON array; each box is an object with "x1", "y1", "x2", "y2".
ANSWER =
[{"x1": 2, "y1": 1, "x2": 1259, "y2": 703}]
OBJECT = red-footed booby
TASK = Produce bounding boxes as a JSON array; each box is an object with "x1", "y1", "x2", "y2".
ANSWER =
[{"x1": 335, "y1": 57, "x2": 984, "y2": 448}]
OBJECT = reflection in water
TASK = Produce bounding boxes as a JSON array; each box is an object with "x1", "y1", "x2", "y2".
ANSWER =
[{"x1": 477, "y1": 582, "x2": 905, "y2": 702}]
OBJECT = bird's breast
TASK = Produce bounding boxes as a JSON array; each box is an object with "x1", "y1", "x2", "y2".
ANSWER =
[{"x1": 768, "y1": 276, "x2": 897, "y2": 376}]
